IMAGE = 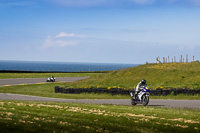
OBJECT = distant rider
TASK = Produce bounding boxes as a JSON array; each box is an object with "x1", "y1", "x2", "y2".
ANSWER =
[
  {"x1": 135, "y1": 79, "x2": 147, "y2": 99},
  {"x1": 51, "y1": 76, "x2": 55, "y2": 81}
]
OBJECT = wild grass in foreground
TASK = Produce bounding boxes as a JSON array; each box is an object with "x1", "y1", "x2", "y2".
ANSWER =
[
  {"x1": 0, "y1": 101, "x2": 199, "y2": 133},
  {"x1": 1, "y1": 83, "x2": 200, "y2": 100}
]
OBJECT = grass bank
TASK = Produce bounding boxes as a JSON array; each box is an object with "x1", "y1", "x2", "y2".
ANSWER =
[
  {"x1": 0, "y1": 101, "x2": 199, "y2": 133},
  {"x1": 63, "y1": 63, "x2": 200, "y2": 89}
]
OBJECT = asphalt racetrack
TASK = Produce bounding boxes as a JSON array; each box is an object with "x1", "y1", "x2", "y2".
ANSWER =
[
  {"x1": 0, "y1": 77, "x2": 88, "y2": 86},
  {"x1": 0, "y1": 93, "x2": 200, "y2": 109},
  {"x1": 0, "y1": 77, "x2": 200, "y2": 109}
]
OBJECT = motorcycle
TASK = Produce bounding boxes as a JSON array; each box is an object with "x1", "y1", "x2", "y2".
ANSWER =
[
  {"x1": 130, "y1": 85, "x2": 150, "y2": 106},
  {"x1": 46, "y1": 77, "x2": 56, "y2": 82}
]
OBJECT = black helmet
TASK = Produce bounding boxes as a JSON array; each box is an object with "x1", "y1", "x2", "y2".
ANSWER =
[{"x1": 141, "y1": 79, "x2": 146, "y2": 84}]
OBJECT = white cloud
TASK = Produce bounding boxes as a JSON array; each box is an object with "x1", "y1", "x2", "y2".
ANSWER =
[
  {"x1": 45, "y1": 0, "x2": 200, "y2": 7},
  {"x1": 56, "y1": 32, "x2": 76, "y2": 38},
  {"x1": 129, "y1": 0, "x2": 156, "y2": 5},
  {"x1": 129, "y1": 0, "x2": 200, "y2": 6},
  {"x1": 40, "y1": 36, "x2": 77, "y2": 49},
  {"x1": 56, "y1": 32, "x2": 86, "y2": 38},
  {"x1": 46, "y1": 0, "x2": 157, "y2": 7},
  {"x1": 46, "y1": 0, "x2": 109, "y2": 8},
  {"x1": 159, "y1": 0, "x2": 200, "y2": 6},
  {"x1": 39, "y1": 32, "x2": 87, "y2": 49},
  {"x1": 56, "y1": 40, "x2": 76, "y2": 47}
]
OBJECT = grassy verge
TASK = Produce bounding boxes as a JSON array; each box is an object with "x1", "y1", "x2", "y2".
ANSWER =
[
  {"x1": 0, "y1": 101, "x2": 199, "y2": 133},
  {"x1": 0, "y1": 73, "x2": 101, "y2": 79},
  {"x1": 0, "y1": 83, "x2": 200, "y2": 100},
  {"x1": 0, "y1": 83, "x2": 129, "y2": 99}
]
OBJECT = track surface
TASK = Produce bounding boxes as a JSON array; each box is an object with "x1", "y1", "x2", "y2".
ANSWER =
[
  {"x1": 0, "y1": 93, "x2": 200, "y2": 109},
  {"x1": 0, "y1": 77, "x2": 87, "y2": 86},
  {"x1": 0, "y1": 77, "x2": 200, "y2": 109}
]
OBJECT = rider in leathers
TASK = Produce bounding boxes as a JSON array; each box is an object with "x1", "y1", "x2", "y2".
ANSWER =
[{"x1": 135, "y1": 79, "x2": 147, "y2": 99}]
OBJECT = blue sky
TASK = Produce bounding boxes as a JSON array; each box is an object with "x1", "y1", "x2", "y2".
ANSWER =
[{"x1": 0, "y1": 0, "x2": 200, "y2": 64}]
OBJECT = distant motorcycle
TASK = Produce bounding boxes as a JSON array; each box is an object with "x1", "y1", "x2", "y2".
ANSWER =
[
  {"x1": 46, "y1": 76, "x2": 56, "y2": 82},
  {"x1": 130, "y1": 85, "x2": 150, "y2": 106}
]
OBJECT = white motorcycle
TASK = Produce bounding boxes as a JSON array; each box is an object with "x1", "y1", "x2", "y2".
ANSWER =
[
  {"x1": 46, "y1": 76, "x2": 56, "y2": 82},
  {"x1": 130, "y1": 85, "x2": 150, "y2": 106}
]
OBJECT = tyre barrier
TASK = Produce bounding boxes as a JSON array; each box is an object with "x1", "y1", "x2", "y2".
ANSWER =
[{"x1": 55, "y1": 86, "x2": 200, "y2": 96}]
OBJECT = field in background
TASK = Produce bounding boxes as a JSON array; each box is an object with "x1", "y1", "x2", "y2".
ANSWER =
[
  {"x1": 0, "y1": 83, "x2": 200, "y2": 100},
  {"x1": 0, "y1": 72, "x2": 100, "y2": 79},
  {"x1": 2, "y1": 63, "x2": 200, "y2": 89},
  {"x1": 1, "y1": 63, "x2": 200, "y2": 100},
  {"x1": 63, "y1": 63, "x2": 200, "y2": 89}
]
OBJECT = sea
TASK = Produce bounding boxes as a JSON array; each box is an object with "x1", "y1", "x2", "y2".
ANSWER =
[{"x1": 0, "y1": 60, "x2": 139, "y2": 72}]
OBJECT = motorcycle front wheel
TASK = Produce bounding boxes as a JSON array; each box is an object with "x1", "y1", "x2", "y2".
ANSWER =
[
  {"x1": 131, "y1": 97, "x2": 137, "y2": 105},
  {"x1": 142, "y1": 95, "x2": 149, "y2": 106}
]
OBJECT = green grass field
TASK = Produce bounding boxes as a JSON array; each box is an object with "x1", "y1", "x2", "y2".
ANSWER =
[
  {"x1": 0, "y1": 83, "x2": 129, "y2": 99},
  {"x1": 0, "y1": 72, "x2": 101, "y2": 79},
  {"x1": 63, "y1": 63, "x2": 200, "y2": 89},
  {"x1": 0, "y1": 64, "x2": 200, "y2": 132},
  {"x1": 0, "y1": 101, "x2": 199, "y2": 133},
  {"x1": 2, "y1": 63, "x2": 200, "y2": 90},
  {"x1": 0, "y1": 83, "x2": 200, "y2": 100}
]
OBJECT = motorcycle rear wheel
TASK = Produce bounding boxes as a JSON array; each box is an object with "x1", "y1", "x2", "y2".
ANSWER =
[{"x1": 131, "y1": 97, "x2": 137, "y2": 105}]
